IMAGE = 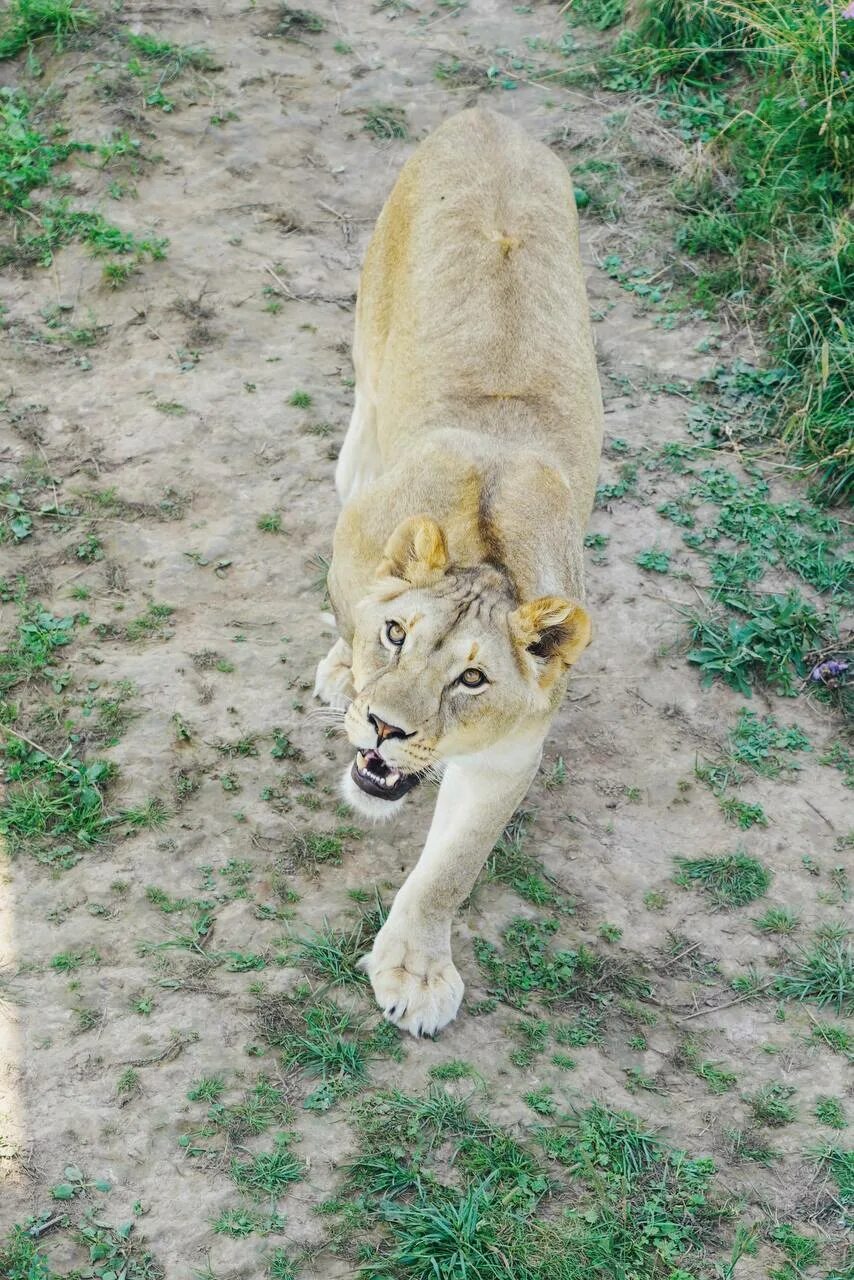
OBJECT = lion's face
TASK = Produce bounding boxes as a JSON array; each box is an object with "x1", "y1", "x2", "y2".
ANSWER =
[{"x1": 342, "y1": 516, "x2": 590, "y2": 811}]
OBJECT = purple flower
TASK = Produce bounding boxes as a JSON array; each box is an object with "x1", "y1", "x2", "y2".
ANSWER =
[
  {"x1": 842, "y1": 0, "x2": 854, "y2": 18},
  {"x1": 809, "y1": 658, "x2": 849, "y2": 682}
]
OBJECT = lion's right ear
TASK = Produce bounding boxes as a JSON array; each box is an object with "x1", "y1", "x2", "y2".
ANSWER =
[{"x1": 376, "y1": 515, "x2": 449, "y2": 587}]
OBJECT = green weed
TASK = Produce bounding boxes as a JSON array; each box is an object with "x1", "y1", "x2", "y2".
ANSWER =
[
  {"x1": 686, "y1": 589, "x2": 833, "y2": 697},
  {"x1": 674, "y1": 853, "x2": 770, "y2": 908},
  {"x1": 360, "y1": 105, "x2": 408, "y2": 141},
  {"x1": 775, "y1": 933, "x2": 854, "y2": 1014},
  {"x1": 0, "y1": 0, "x2": 95, "y2": 61},
  {"x1": 745, "y1": 1082, "x2": 797, "y2": 1128},
  {"x1": 230, "y1": 1135, "x2": 304, "y2": 1197},
  {"x1": 473, "y1": 917, "x2": 647, "y2": 1009},
  {"x1": 1, "y1": 737, "x2": 114, "y2": 865},
  {"x1": 719, "y1": 798, "x2": 767, "y2": 829},
  {"x1": 635, "y1": 547, "x2": 670, "y2": 573},
  {"x1": 809, "y1": 1144, "x2": 854, "y2": 1205},
  {"x1": 807, "y1": 1020, "x2": 853, "y2": 1058},
  {"x1": 753, "y1": 907, "x2": 799, "y2": 936},
  {"x1": 284, "y1": 906, "x2": 383, "y2": 988},
  {"x1": 273, "y1": 5, "x2": 326, "y2": 37},
  {"x1": 815, "y1": 1096, "x2": 847, "y2": 1130}
]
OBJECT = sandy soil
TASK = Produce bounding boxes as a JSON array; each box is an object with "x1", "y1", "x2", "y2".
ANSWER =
[{"x1": 1, "y1": 2, "x2": 850, "y2": 1277}]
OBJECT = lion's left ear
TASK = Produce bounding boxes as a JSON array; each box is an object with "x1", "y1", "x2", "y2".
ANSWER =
[
  {"x1": 509, "y1": 596, "x2": 591, "y2": 667},
  {"x1": 376, "y1": 515, "x2": 449, "y2": 587}
]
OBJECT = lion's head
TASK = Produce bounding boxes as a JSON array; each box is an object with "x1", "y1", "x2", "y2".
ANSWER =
[{"x1": 342, "y1": 515, "x2": 591, "y2": 817}]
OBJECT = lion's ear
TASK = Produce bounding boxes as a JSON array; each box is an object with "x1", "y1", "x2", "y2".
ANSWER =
[
  {"x1": 509, "y1": 596, "x2": 591, "y2": 667},
  {"x1": 377, "y1": 515, "x2": 449, "y2": 586}
]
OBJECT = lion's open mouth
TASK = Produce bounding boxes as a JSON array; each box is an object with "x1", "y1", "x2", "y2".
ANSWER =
[{"x1": 351, "y1": 749, "x2": 421, "y2": 802}]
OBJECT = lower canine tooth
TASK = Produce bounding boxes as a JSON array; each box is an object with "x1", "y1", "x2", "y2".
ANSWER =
[{"x1": 386, "y1": 771, "x2": 401, "y2": 787}]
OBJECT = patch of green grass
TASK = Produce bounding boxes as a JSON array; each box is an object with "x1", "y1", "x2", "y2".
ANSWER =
[
  {"x1": 187, "y1": 1076, "x2": 225, "y2": 1103},
  {"x1": 674, "y1": 852, "x2": 770, "y2": 908},
  {"x1": 807, "y1": 1020, "x2": 853, "y2": 1059},
  {"x1": 257, "y1": 511, "x2": 283, "y2": 534},
  {"x1": 678, "y1": 1037, "x2": 736, "y2": 1094},
  {"x1": 288, "y1": 389, "x2": 312, "y2": 408},
  {"x1": 486, "y1": 811, "x2": 570, "y2": 909},
  {"x1": 1, "y1": 90, "x2": 169, "y2": 269},
  {"x1": 809, "y1": 1144, "x2": 854, "y2": 1206},
  {"x1": 820, "y1": 742, "x2": 854, "y2": 789},
  {"x1": 719, "y1": 797, "x2": 767, "y2": 829},
  {"x1": 183, "y1": 1077, "x2": 294, "y2": 1154},
  {"x1": 0, "y1": 1212, "x2": 160, "y2": 1278},
  {"x1": 508, "y1": 1017, "x2": 549, "y2": 1068},
  {"x1": 126, "y1": 31, "x2": 218, "y2": 77},
  {"x1": 341, "y1": 1088, "x2": 737, "y2": 1280},
  {"x1": 123, "y1": 602, "x2": 174, "y2": 641},
  {"x1": 0, "y1": 605, "x2": 76, "y2": 690},
  {"x1": 686, "y1": 589, "x2": 833, "y2": 697},
  {"x1": 554, "y1": 1009, "x2": 602, "y2": 1048},
  {"x1": 566, "y1": 0, "x2": 625, "y2": 32},
  {"x1": 753, "y1": 906, "x2": 799, "y2": 936},
  {"x1": 230, "y1": 1134, "x2": 304, "y2": 1197},
  {"x1": 428, "y1": 1060, "x2": 481, "y2": 1084},
  {"x1": 253, "y1": 991, "x2": 398, "y2": 1109},
  {"x1": 775, "y1": 933, "x2": 854, "y2": 1014},
  {"x1": 593, "y1": 3, "x2": 854, "y2": 502},
  {"x1": 1, "y1": 736, "x2": 114, "y2": 866},
  {"x1": 268, "y1": 1249, "x2": 298, "y2": 1280},
  {"x1": 473, "y1": 917, "x2": 647, "y2": 1009},
  {"x1": 814, "y1": 1096, "x2": 847, "y2": 1130},
  {"x1": 745, "y1": 1082, "x2": 797, "y2": 1128},
  {"x1": 595, "y1": 461, "x2": 638, "y2": 506},
  {"x1": 724, "y1": 1126, "x2": 776, "y2": 1166},
  {"x1": 728, "y1": 709, "x2": 811, "y2": 776},
  {"x1": 635, "y1": 547, "x2": 670, "y2": 573},
  {"x1": 273, "y1": 5, "x2": 326, "y2": 37},
  {"x1": 0, "y1": 0, "x2": 95, "y2": 61},
  {"x1": 284, "y1": 904, "x2": 383, "y2": 988},
  {"x1": 360, "y1": 104, "x2": 408, "y2": 141},
  {"x1": 771, "y1": 1224, "x2": 821, "y2": 1270}
]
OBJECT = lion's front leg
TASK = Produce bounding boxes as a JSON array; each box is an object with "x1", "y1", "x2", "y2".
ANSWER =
[{"x1": 359, "y1": 740, "x2": 543, "y2": 1037}]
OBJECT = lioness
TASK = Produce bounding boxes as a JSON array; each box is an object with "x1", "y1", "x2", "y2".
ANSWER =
[{"x1": 314, "y1": 108, "x2": 603, "y2": 1037}]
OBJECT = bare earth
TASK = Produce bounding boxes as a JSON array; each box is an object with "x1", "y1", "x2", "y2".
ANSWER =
[{"x1": 1, "y1": 2, "x2": 850, "y2": 1277}]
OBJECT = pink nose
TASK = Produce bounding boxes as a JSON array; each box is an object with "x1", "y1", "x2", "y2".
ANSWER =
[{"x1": 367, "y1": 711, "x2": 410, "y2": 743}]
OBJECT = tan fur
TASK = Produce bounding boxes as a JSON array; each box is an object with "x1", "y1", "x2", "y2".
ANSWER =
[{"x1": 315, "y1": 109, "x2": 603, "y2": 1038}]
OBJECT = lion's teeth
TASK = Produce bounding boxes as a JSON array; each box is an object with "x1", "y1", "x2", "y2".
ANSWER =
[
  {"x1": 386, "y1": 771, "x2": 401, "y2": 788},
  {"x1": 356, "y1": 751, "x2": 367, "y2": 770}
]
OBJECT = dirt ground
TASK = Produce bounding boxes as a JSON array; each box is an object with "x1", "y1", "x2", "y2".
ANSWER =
[{"x1": 1, "y1": 2, "x2": 851, "y2": 1277}]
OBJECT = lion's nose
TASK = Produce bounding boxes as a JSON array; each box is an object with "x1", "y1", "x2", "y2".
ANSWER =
[{"x1": 367, "y1": 711, "x2": 412, "y2": 743}]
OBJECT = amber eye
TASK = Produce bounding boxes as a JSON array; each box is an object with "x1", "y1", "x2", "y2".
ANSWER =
[
  {"x1": 458, "y1": 668, "x2": 488, "y2": 689},
  {"x1": 384, "y1": 620, "x2": 406, "y2": 648}
]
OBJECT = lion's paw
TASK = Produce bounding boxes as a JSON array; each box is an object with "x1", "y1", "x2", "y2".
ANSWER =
[
  {"x1": 358, "y1": 933, "x2": 463, "y2": 1038},
  {"x1": 313, "y1": 637, "x2": 354, "y2": 710}
]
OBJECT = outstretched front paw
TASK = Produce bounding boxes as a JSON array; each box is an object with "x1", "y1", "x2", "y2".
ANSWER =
[{"x1": 358, "y1": 927, "x2": 463, "y2": 1038}]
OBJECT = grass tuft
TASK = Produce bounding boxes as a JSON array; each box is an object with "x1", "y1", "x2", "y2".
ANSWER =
[
  {"x1": 0, "y1": 0, "x2": 95, "y2": 61},
  {"x1": 775, "y1": 933, "x2": 854, "y2": 1014},
  {"x1": 674, "y1": 852, "x2": 770, "y2": 908}
]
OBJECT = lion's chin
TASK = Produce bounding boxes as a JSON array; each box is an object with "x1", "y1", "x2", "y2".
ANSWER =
[{"x1": 340, "y1": 763, "x2": 414, "y2": 822}]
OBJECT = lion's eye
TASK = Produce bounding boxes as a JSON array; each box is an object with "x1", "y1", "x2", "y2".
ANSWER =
[
  {"x1": 458, "y1": 668, "x2": 488, "y2": 689},
  {"x1": 384, "y1": 620, "x2": 406, "y2": 648}
]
